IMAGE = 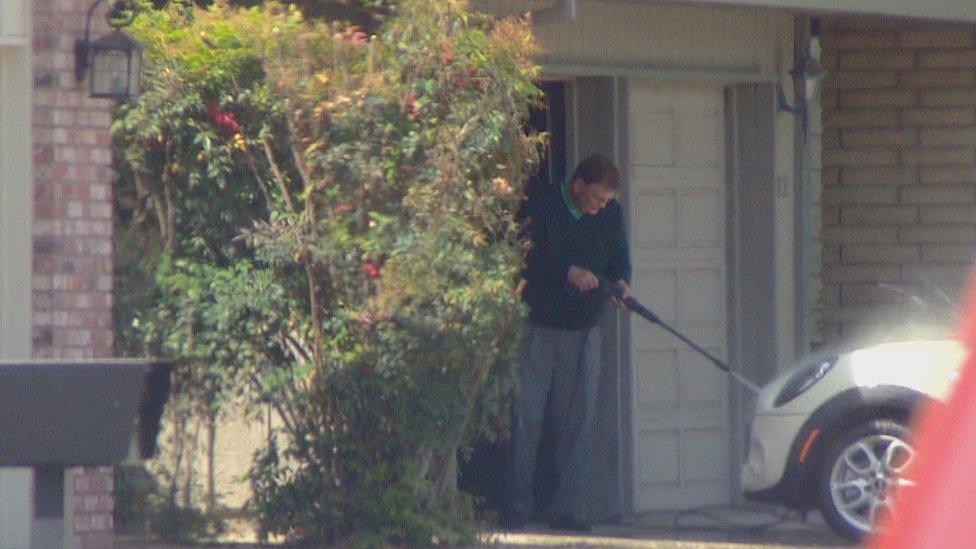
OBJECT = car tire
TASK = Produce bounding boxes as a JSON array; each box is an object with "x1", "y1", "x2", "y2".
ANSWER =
[{"x1": 817, "y1": 419, "x2": 915, "y2": 542}]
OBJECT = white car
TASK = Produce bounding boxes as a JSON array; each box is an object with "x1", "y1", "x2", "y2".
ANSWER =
[{"x1": 741, "y1": 338, "x2": 967, "y2": 540}]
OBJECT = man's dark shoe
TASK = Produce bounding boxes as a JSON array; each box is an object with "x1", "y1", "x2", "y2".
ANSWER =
[{"x1": 548, "y1": 513, "x2": 591, "y2": 533}]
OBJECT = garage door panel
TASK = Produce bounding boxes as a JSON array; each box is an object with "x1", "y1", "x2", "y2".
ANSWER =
[
  {"x1": 633, "y1": 253, "x2": 725, "y2": 269},
  {"x1": 631, "y1": 111, "x2": 675, "y2": 166},
  {"x1": 628, "y1": 80, "x2": 730, "y2": 511},
  {"x1": 635, "y1": 350, "x2": 679, "y2": 412},
  {"x1": 679, "y1": 348, "x2": 728, "y2": 410},
  {"x1": 677, "y1": 191, "x2": 723, "y2": 247},
  {"x1": 632, "y1": 166, "x2": 724, "y2": 186},
  {"x1": 634, "y1": 189, "x2": 676, "y2": 247},
  {"x1": 679, "y1": 269, "x2": 723, "y2": 322},
  {"x1": 631, "y1": 267, "x2": 723, "y2": 326},
  {"x1": 638, "y1": 430, "x2": 680, "y2": 486},
  {"x1": 632, "y1": 328, "x2": 726, "y2": 356},
  {"x1": 633, "y1": 189, "x2": 723, "y2": 249},
  {"x1": 633, "y1": 268, "x2": 678, "y2": 323},
  {"x1": 683, "y1": 428, "x2": 729, "y2": 483},
  {"x1": 675, "y1": 112, "x2": 722, "y2": 167}
]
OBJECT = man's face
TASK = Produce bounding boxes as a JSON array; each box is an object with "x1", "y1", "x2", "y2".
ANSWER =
[{"x1": 572, "y1": 179, "x2": 617, "y2": 215}]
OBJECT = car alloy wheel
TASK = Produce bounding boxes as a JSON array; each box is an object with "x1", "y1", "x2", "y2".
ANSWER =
[{"x1": 819, "y1": 420, "x2": 914, "y2": 541}]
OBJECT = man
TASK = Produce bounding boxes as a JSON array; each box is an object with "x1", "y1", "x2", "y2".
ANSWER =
[{"x1": 505, "y1": 153, "x2": 632, "y2": 532}]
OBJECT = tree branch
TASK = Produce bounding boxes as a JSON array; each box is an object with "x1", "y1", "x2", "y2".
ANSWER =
[{"x1": 261, "y1": 140, "x2": 297, "y2": 212}]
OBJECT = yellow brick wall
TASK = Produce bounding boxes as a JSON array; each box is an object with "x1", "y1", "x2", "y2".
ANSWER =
[{"x1": 820, "y1": 17, "x2": 976, "y2": 342}]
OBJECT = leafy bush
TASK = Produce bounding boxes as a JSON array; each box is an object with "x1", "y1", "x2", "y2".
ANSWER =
[
  {"x1": 114, "y1": 465, "x2": 224, "y2": 542},
  {"x1": 114, "y1": 0, "x2": 541, "y2": 544}
]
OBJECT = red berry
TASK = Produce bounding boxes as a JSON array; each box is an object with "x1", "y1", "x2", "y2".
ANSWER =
[
  {"x1": 404, "y1": 94, "x2": 420, "y2": 118},
  {"x1": 363, "y1": 262, "x2": 381, "y2": 279},
  {"x1": 441, "y1": 44, "x2": 455, "y2": 65}
]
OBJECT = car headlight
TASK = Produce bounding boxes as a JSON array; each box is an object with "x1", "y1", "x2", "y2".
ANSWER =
[{"x1": 774, "y1": 357, "x2": 838, "y2": 407}]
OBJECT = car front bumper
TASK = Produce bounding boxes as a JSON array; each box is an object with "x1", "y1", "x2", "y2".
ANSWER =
[{"x1": 740, "y1": 412, "x2": 807, "y2": 493}]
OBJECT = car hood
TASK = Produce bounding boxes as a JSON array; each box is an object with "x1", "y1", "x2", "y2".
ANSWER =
[{"x1": 757, "y1": 339, "x2": 967, "y2": 414}]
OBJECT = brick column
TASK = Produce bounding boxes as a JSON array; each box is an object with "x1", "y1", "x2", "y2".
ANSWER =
[
  {"x1": 821, "y1": 18, "x2": 976, "y2": 341},
  {"x1": 32, "y1": 1, "x2": 116, "y2": 547}
]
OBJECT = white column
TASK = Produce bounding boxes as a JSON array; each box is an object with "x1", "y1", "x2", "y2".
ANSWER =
[
  {"x1": 773, "y1": 15, "x2": 798, "y2": 371},
  {"x1": 0, "y1": 470, "x2": 32, "y2": 549},
  {"x1": 0, "y1": 5, "x2": 35, "y2": 547}
]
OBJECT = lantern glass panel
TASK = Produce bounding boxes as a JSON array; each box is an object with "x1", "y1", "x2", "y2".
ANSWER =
[
  {"x1": 803, "y1": 67, "x2": 821, "y2": 103},
  {"x1": 128, "y1": 49, "x2": 143, "y2": 98},
  {"x1": 91, "y1": 48, "x2": 130, "y2": 99}
]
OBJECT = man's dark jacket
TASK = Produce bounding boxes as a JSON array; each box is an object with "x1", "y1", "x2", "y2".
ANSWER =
[{"x1": 520, "y1": 183, "x2": 631, "y2": 330}]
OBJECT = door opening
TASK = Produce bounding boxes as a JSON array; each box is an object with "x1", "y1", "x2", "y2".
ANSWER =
[{"x1": 457, "y1": 81, "x2": 568, "y2": 515}]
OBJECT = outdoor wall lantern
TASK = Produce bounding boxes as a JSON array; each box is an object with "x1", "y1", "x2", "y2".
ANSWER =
[
  {"x1": 74, "y1": 0, "x2": 144, "y2": 101},
  {"x1": 777, "y1": 19, "x2": 823, "y2": 123}
]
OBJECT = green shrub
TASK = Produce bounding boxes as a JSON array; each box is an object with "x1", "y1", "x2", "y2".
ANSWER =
[
  {"x1": 115, "y1": 1, "x2": 541, "y2": 544},
  {"x1": 114, "y1": 465, "x2": 224, "y2": 542}
]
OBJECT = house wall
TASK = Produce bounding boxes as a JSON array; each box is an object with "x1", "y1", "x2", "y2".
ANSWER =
[
  {"x1": 820, "y1": 17, "x2": 976, "y2": 343},
  {"x1": 32, "y1": 0, "x2": 117, "y2": 546},
  {"x1": 476, "y1": 0, "x2": 782, "y2": 80},
  {"x1": 476, "y1": 0, "x2": 799, "y2": 369},
  {"x1": 670, "y1": 0, "x2": 976, "y2": 23},
  {"x1": 160, "y1": 0, "x2": 795, "y2": 522},
  {"x1": 476, "y1": 0, "x2": 798, "y2": 514}
]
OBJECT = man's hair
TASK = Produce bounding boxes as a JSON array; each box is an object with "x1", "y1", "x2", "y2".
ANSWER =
[{"x1": 571, "y1": 153, "x2": 620, "y2": 190}]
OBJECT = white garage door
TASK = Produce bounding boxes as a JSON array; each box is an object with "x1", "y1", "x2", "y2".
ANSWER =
[{"x1": 627, "y1": 81, "x2": 731, "y2": 511}]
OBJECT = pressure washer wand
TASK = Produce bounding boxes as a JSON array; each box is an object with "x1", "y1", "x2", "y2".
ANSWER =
[{"x1": 597, "y1": 278, "x2": 761, "y2": 394}]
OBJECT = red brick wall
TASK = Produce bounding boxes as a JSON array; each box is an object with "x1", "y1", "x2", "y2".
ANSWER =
[
  {"x1": 32, "y1": 0, "x2": 116, "y2": 546},
  {"x1": 71, "y1": 467, "x2": 115, "y2": 546},
  {"x1": 820, "y1": 18, "x2": 976, "y2": 341}
]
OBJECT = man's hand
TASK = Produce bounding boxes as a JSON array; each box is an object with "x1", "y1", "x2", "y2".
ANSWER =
[
  {"x1": 567, "y1": 265, "x2": 599, "y2": 292},
  {"x1": 610, "y1": 280, "x2": 633, "y2": 311}
]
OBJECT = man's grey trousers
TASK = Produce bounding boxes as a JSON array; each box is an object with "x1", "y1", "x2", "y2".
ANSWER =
[{"x1": 506, "y1": 323, "x2": 602, "y2": 520}]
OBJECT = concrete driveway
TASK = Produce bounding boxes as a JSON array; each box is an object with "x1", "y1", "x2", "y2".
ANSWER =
[
  {"x1": 487, "y1": 528, "x2": 848, "y2": 548},
  {"x1": 120, "y1": 507, "x2": 854, "y2": 548},
  {"x1": 484, "y1": 508, "x2": 853, "y2": 548}
]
